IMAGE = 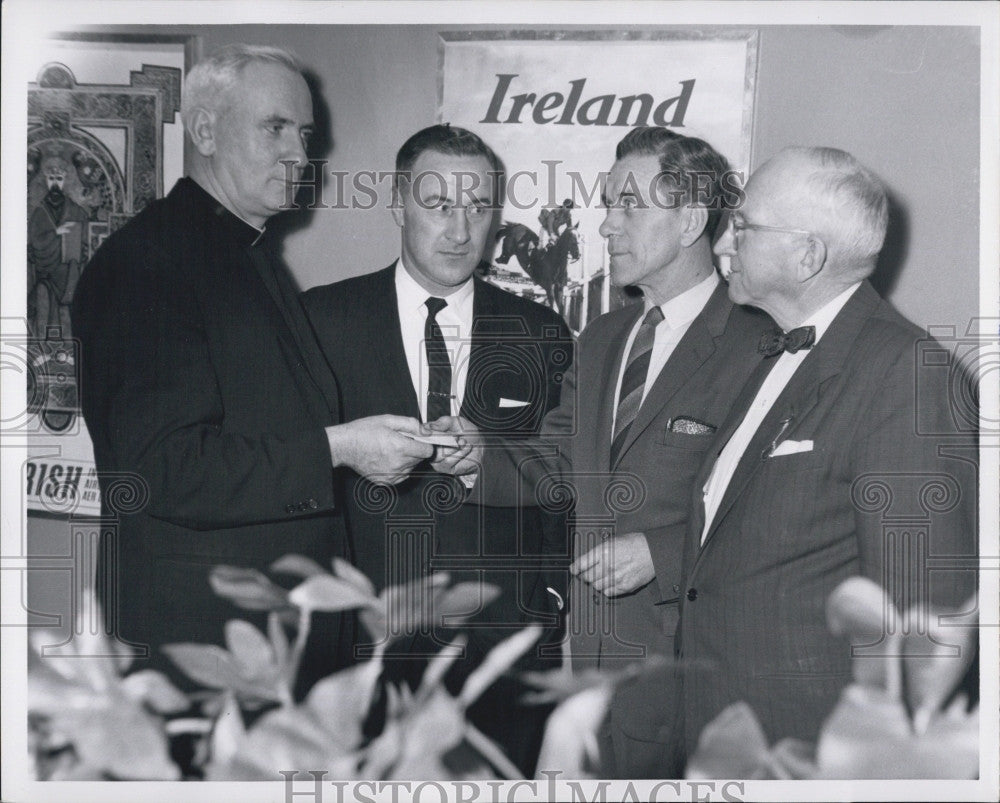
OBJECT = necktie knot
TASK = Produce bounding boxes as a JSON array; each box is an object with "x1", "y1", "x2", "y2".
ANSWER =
[
  {"x1": 643, "y1": 305, "x2": 666, "y2": 329},
  {"x1": 425, "y1": 297, "x2": 448, "y2": 318},
  {"x1": 757, "y1": 325, "x2": 816, "y2": 358}
]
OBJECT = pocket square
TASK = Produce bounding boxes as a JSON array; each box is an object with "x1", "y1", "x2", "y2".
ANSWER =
[
  {"x1": 668, "y1": 416, "x2": 716, "y2": 435},
  {"x1": 499, "y1": 397, "x2": 530, "y2": 408},
  {"x1": 769, "y1": 439, "x2": 814, "y2": 457}
]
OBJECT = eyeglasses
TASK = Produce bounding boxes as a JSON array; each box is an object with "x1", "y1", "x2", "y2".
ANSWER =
[{"x1": 728, "y1": 213, "x2": 814, "y2": 239}]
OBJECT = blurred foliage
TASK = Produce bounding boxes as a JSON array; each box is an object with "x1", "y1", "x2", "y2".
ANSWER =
[
  {"x1": 685, "y1": 576, "x2": 979, "y2": 779},
  {"x1": 28, "y1": 555, "x2": 547, "y2": 781}
]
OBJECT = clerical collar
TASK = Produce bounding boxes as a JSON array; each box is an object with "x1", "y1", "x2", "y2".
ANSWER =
[{"x1": 179, "y1": 177, "x2": 268, "y2": 248}]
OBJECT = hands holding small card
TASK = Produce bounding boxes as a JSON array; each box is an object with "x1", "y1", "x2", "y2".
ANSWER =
[{"x1": 424, "y1": 415, "x2": 484, "y2": 478}]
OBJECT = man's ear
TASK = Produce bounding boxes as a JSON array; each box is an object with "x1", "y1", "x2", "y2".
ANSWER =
[
  {"x1": 390, "y1": 180, "x2": 406, "y2": 227},
  {"x1": 186, "y1": 107, "x2": 217, "y2": 157},
  {"x1": 797, "y1": 235, "x2": 827, "y2": 282},
  {"x1": 680, "y1": 205, "x2": 709, "y2": 247}
]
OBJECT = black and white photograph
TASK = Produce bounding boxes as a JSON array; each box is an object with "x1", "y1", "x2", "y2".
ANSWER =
[{"x1": 2, "y1": 2, "x2": 997, "y2": 802}]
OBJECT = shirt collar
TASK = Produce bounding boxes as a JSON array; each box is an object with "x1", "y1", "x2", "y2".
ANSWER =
[
  {"x1": 645, "y1": 270, "x2": 719, "y2": 328},
  {"x1": 799, "y1": 281, "x2": 863, "y2": 343},
  {"x1": 395, "y1": 257, "x2": 475, "y2": 314}
]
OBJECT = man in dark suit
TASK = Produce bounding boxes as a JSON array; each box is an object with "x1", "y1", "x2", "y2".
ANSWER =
[
  {"x1": 71, "y1": 45, "x2": 432, "y2": 698},
  {"x1": 432, "y1": 127, "x2": 772, "y2": 775},
  {"x1": 302, "y1": 124, "x2": 572, "y2": 774},
  {"x1": 675, "y1": 146, "x2": 977, "y2": 760}
]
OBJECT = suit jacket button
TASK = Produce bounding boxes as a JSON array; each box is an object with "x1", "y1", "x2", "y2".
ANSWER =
[
  {"x1": 672, "y1": 584, "x2": 680, "y2": 593},
  {"x1": 285, "y1": 504, "x2": 296, "y2": 514},
  {"x1": 308, "y1": 498, "x2": 318, "y2": 510},
  {"x1": 687, "y1": 588, "x2": 698, "y2": 601}
]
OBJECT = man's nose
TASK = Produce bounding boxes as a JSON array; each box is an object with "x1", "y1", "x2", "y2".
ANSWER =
[
  {"x1": 598, "y1": 208, "x2": 619, "y2": 239},
  {"x1": 446, "y1": 209, "x2": 471, "y2": 243},
  {"x1": 284, "y1": 133, "x2": 309, "y2": 171},
  {"x1": 714, "y1": 223, "x2": 736, "y2": 257}
]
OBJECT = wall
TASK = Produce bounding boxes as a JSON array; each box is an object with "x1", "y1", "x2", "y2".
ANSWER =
[
  {"x1": 108, "y1": 23, "x2": 979, "y2": 331},
  {"x1": 171, "y1": 23, "x2": 980, "y2": 333}
]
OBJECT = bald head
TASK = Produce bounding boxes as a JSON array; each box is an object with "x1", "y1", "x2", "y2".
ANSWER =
[{"x1": 751, "y1": 147, "x2": 888, "y2": 278}]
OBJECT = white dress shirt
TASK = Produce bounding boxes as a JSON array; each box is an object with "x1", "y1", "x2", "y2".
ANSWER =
[
  {"x1": 699, "y1": 282, "x2": 862, "y2": 543},
  {"x1": 395, "y1": 260, "x2": 475, "y2": 422},
  {"x1": 610, "y1": 271, "x2": 719, "y2": 435}
]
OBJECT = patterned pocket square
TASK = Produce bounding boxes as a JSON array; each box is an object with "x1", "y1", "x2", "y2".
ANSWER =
[
  {"x1": 668, "y1": 416, "x2": 716, "y2": 435},
  {"x1": 499, "y1": 397, "x2": 530, "y2": 408},
  {"x1": 769, "y1": 439, "x2": 814, "y2": 457}
]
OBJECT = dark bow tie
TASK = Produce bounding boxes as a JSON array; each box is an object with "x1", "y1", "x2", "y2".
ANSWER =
[{"x1": 757, "y1": 325, "x2": 816, "y2": 357}]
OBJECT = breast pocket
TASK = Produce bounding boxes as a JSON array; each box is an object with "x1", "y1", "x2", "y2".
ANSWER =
[{"x1": 658, "y1": 430, "x2": 716, "y2": 450}]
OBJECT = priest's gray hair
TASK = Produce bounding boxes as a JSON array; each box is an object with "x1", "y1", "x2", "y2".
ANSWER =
[{"x1": 181, "y1": 44, "x2": 302, "y2": 129}]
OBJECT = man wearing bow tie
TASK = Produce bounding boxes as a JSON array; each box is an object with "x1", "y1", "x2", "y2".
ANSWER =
[{"x1": 675, "y1": 147, "x2": 977, "y2": 759}]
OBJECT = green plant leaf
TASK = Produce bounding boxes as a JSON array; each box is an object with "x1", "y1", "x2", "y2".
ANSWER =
[
  {"x1": 332, "y1": 556, "x2": 377, "y2": 598},
  {"x1": 903, "y1": 594, "x2": 978, "y2": 734},
  {"x1": 52, "y1": 698, "x2": 181, "y2": 780},
  {"x1": 685, "y1": 701, "x2": 771, "y2": 780},
  {"x1": 209, "y1": 565, "x2": 291, "y2": 611},
  {"x1": 816, "y1": 684, "x2": 978, "y2": 778},
  {"x1": 417, "y1": 636, "x2": 468, "y2": 700},
  {"x1": 225, "y1": 620, "x2": 277, "y2": 680},
  {"x1": 435, "y1": 581, "x2": 502, "y2": 624},
  {"x1": 826, "y1": 575, "x2": 902, "y2": 698},
  {"x1": 304, "y1": 659, "x2": 382, "y2": 751},
  {"x1": 161, "y1": 643, "x2": 283, "y2": 704},
  {"x1": 535, "y1": 683, "x2": 612, "y2": 779},
  {"x1": 459, "y1": 625, "x2": 541, "y2": 707},
  {"x1": 270, "y1": 553, "x2": 328, "y2": 580},
  {"x1": 289, "y1": 574, "x2": 378, "y2": 613},
  {"x1": 120, "y1": 670, "x2": 189, "y2": 714},
  {"x1": 268, "y1": 613, "x2": 289, "y2": 672}
]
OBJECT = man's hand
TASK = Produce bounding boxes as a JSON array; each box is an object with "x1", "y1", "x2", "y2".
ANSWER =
[
  {"x1": 326, "y1": 415, "x2": 433, "y2": 484},
  {"x1": 426, "y1": 415, "x2": 483, "y2": 477},
  {"x1": 570, "y1": 532, "x2": 655, "y2": 597}
]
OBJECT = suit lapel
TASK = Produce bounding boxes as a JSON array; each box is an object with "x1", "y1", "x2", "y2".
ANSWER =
[
  {"x1": 697, "y1": 282, "x2": 881, "y2": 552},
  {"x1": 611, "y1": 283, "x2": 732, "y2": 470},
  {"x1": 377, "y1": 264, "x2": 422, "y2": 419}
]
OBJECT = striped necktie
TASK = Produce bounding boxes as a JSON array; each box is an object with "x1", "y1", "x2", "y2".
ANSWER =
[{"x1": 610, "y1": 305, "x2": 665, "y2": 467}]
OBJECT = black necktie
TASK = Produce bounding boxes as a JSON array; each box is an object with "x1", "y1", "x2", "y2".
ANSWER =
[
  {"x1": 610, "y1": 305, "x2": 665, "y2": 467},
  {"x1": 757, "y1": 325, "x2": 816, "y2": 358},
  {"x1": 425, "y1": 297, "x2": 452, "y2": 422}
]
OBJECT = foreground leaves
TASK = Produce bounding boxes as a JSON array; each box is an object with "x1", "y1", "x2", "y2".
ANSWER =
[
  {"x1": 28, "y1": 622, "x2": 185, "y2": 780},
  {"x1": 687, "y1": 576, "x2": 979, "y2": 779}
]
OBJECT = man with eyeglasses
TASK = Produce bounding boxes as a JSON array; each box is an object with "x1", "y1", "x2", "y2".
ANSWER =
[
  {"x1": 673, "y1": 147, "x2": 977, "y2": 764},
  {"x1": 302, "y1": 124, "x2": 571, "y2": 774}
]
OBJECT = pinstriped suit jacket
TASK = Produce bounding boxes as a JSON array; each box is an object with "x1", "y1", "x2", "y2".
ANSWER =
[{"x1": 675, "y1": 281, "x2": 978, "y2": 753}]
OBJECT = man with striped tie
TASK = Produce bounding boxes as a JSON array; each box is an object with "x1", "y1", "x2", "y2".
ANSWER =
[{"x1": 432, "y1": 126, "x2": 772, "y2": 775}]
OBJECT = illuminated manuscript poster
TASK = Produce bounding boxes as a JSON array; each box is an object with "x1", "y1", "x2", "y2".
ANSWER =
[{"x1": 440, "y1": 31, "x2": 758, "y2": 332}]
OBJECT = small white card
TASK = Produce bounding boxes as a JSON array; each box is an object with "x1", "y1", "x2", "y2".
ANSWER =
[
  {"x1": 499, "y1": 397, "x2": 530, "y2": 408},
  {"x1": 769, "y1": 439, "x2": 814, "y2": 457},
  {"x1": 404, "y1": 432, "x2": 463, "y2": 447}
]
